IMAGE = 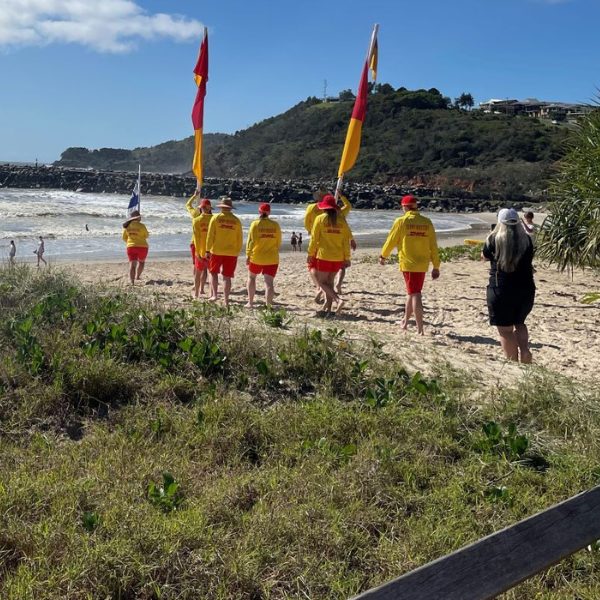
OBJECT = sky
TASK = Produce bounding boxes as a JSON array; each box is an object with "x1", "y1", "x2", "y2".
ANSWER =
[{"x1": 0, "y1": 0, "x2": 598, "y2": 163}]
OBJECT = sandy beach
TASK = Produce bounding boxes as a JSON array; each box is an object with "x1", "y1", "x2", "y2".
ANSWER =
[{"x1": 57, "y1": 219, "x2": 600, "y2": 389}]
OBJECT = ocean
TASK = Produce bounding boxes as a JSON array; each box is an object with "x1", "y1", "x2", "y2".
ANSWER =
[{"x1": 0, "y1": 189, "x2": 484, "y2": 262}]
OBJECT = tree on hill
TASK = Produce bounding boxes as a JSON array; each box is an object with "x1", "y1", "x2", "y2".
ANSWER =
[
  {"x1": 455, "y1": 93, "x2": 475, "y2": 110},
  {"x1": 339, "y1": 89, "x2": 356, "y2": 102},
  {"x1": 375, "y1": 83, "x2": 394, "y2": 95},
  {"x1": 538, "y1": 103, "x2": 600, "y2": 272}
]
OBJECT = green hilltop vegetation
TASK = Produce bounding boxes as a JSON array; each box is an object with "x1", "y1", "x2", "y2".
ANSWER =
[
  {"x1": 2, "y1": 264, "x2": 600, "y2": 598},
  {"x1": 56, "y1": 86, "x2": 570, "y2": 197}
]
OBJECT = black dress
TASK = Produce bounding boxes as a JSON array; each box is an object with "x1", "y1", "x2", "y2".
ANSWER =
[{"x1": 482, "y1": 235, "x2": 535, "y2": 327}]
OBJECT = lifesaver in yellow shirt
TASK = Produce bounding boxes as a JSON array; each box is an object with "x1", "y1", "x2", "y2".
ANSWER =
[{"x1": 464, "y1": 239, "x2": 484, "y2": 246}]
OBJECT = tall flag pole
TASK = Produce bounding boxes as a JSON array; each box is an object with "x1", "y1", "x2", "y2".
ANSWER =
[
  {"x1": 127, "y1": 164, "x2": 141, "y2": 216},
  {"x1": 335, "y1": 24, "x2": 379, "y2": 198},
  {"x1": 192, "y1": 27, "x2": 209, "y2": 192}
]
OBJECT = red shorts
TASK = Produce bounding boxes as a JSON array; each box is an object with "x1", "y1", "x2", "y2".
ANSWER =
[
  {"x1": 126, "y1": 246, "x2": 148, "y2": 262},
  {"x1": 403, "y1": 271, "x2": 426, "y2": 295},
  {"x1": 248, "y1": 262, "x2": 278, "y2": 277},
  {"x1": 315, "y1": 258, "x2": 344, "y2": 273},
  {"x1": 209, "y1": 254, "x2": 238, "y2": 278},
  {"x1": 194, "y1": 255, "x2": 208, "y2": 271},
  {"x1": 190, "y1": 243, "x2": 196, "y2": 264}
]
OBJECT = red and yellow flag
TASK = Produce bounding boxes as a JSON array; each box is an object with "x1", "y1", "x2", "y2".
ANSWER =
[
  {"x1": 337, "y1": 27, "x2": 378, "y2": 179},
  {"x1": 191, "y1": 27, "x2": 209, "y2": 185}
]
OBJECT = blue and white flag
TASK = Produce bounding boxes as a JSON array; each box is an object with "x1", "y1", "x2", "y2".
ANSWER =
[{"x1": 127, "y1": 165, "x2": 141, "y2": 217}]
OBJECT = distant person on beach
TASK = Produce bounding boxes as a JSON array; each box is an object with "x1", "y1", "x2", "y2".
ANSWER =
[
  {"x1": 379, "y1": 195, "x2": 440, "y2": 335},
  {"x1": 9, "y1": 240, "x2": 16, "y2": 265},
  {"x1": 307, "y1": 194, "x2": 352, "y2": 315},
  {"x1": 522, "y1": 211, "x2": 537, "y2": 240},
  {"x1": 304, "y1": 189, "x2": 355, "y2": 302},
  {"x1": 206, "y1": 197, "x2": 243, "y2": 307},
  {"x1": 34, "y1": 236, "x2": 47, "y2": 267},
  {"x1": 291, "y1": 232, "x2": 298, "y2": 252},
  {"x1": 245, "y1": 203, "x2": 282, "y2": 308},
  {"x1": 297, "y1": 232, "x2": 303, "y2": 252},
  {"x1": 85, "y1": 224, "x2": 89, "y2": 232},
  {"x1": 191, "y1": 198, "x2": 213, "y2": 298},
  {"x1": 482, "y1": 208, "x2": 535, "y2": 363},
  {"x1": 122, "y1": 210, "x2": 149, "y2": 285}
]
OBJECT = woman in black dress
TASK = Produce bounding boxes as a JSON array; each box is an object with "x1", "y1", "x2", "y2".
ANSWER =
[{"x1": 482, "y1": 208, "x2": 535, "y2": 363}]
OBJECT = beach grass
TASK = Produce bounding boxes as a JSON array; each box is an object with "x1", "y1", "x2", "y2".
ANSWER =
[{"x1": 1, "y1": 265, "x2": 600, "y2": 599}]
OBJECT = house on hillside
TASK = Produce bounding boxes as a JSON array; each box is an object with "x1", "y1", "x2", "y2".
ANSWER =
[{"x1": 479, "y1": 97, "x2": 591, "y2": 121}]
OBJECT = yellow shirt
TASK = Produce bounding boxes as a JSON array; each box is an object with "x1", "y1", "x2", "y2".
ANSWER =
[
  {"x1": 186, "y1": 194, "x2": 200, "y2": 243},
  {"x1": 122, "y1": 221, "x2": 149, "y2": 248},
  {"x1": 307, "y1": 213, "x2": 351, "y2": 262},
  {"x1": 206, "y1": 212, "x2": 243, "y2": 257},
  {"x1": 192, "y1": 213, "x2": 213, "y2": 259},
  {"x1": 381, "y1": 211, "x2": 440, "y2": 272},
  {"x1": 246, "y1": 217, "x2": 282, "y2": 265},
  {"x1": 304, "y1": 196, "x2": 353, "y2": 238}
]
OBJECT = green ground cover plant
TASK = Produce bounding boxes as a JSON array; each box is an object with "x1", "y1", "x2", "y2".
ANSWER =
[{"x1": 1, "y1": 265, "x2": 600, "y2": 599}]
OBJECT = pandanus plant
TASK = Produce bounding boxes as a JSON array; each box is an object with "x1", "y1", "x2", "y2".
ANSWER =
[{"x1": 538, "y1": 98, "x2": 600, "y2": 275}]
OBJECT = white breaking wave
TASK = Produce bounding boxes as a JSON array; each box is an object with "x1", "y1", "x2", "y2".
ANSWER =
[{"x1": 0, "y1": 188, "x2": 483, "y2": 258}]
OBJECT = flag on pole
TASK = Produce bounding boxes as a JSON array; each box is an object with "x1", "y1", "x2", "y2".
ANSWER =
[
  {"x1": 337, "y1": 25, "x2": 379, "y2": 179},
  {"x1": 127, "y1": 165, "x2": 141, "y2": 216},
  {"x1": 369, "y1": 39, "x2": 378, "y2": 82},
  {"x1": 192, "y1": 27, "x2": 209, "y2": 186}
]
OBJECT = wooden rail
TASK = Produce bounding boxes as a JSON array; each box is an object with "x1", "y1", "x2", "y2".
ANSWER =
[{"x1": 350, "y1": 485, "x2": 600, "y2": 600}]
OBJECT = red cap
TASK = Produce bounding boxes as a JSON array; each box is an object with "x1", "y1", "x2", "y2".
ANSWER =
[
  {"x1": 259, "y1": 202, "x2": 271, "y2": 214},
  {"x1": 401, "y1": 195, "x2": 417, "y2": 206},
  {"x1": 317, "y1": 194, "x2": 339, "y2": 210},
  {"x1": 200, "y1": 198, "x2": 211, "y2": 207}
]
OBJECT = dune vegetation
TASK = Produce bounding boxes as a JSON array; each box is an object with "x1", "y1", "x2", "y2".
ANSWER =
[{"x1": 1, "y1": 264, "x2": 600, "y2": 599}]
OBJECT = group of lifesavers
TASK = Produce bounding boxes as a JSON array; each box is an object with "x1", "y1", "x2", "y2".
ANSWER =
[{"x1": 121, "y1": 190, "x2": 441, "y2": 327}]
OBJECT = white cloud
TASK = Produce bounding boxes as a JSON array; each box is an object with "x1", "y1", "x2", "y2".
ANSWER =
[{"x1": 0, "y1": 0, "x2": 205, "y2": 53}]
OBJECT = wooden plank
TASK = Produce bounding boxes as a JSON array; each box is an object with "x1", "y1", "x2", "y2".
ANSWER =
[{"x1": 350, "y1": 485, "x2": 600, "y2": 600}]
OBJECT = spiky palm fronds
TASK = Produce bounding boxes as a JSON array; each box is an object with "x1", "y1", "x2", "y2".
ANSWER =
[{"x1": 538, "y1": 101, "x2": 600, "y2": 272}]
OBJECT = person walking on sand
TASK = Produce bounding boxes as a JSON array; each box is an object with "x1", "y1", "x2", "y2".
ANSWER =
[
  {"x1": 307, "y1": 194, "x2": 352, "y2": 315},
  {"x1": 205, "y1": 197, "x2": 243, "y2": 307},
  {"x1": 297, "y1": 232, "x2": 303, "y2": 252},
  {"x1": 35, "y1": 236, "x2": 47, "y2": 267},
  {"x1": 379, "y1": 195, "x2": 440, "y2": 335},
  {"x1": 122, "y1": 210, "x2": 149, "y2": 285},
  {"x1": 304, "y1": 189, "x2": 356, "y2": 302},
  {"x1": 191, "y1": 198, "x2": 213, "y2": 298},
  {"x1": 245, "y1": 203, "x2": 282, "y2": 309},
  {"x1": 291, "y1": 232, "x2": 298, "y2": 252},
  {"x1": 482, "y1": 208, "x2": 535, "y2": 363},
  {"x1": 9, "y1": 240, "x2": 16, "y2": 266}
]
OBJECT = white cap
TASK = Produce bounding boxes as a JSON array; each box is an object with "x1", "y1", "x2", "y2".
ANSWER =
[{"x1": 497, "y1": 208, "x2": 519, "y2": 225}]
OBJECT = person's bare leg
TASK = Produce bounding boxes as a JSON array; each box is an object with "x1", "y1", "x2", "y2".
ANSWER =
[
  {"x1": 264, "y1": 274, "x2": 275, "y2": 307},
  {"x1": 40, "y1": 255, "x2": 47, "y2": 266},
  {"x1": 317, "y1": 271, "x2": 339, "y2": 313},
  {"x1": 515, "y1": 323, "x2": 532, "y2": 363},
  {"x1": 413, "y1": 293, "x2": 425, "y2": 335},
  {"x1": 194, "y1": 267, "x2": 202, "y2": 298},
  {"x1": 199, "y1": 267, "x2": 208, "y2": 295},
  {"x1": 129, "y1": 261, "x2": 137, "y2": 285},
  {"x1": 36, "y1": 255, "x2": 40, "y2": 267},
  {"x1": 497, "y1": 325, "x2": 519, "y2": 361},
  {"x1": 209, "y1": 272, "x2": 219, "y2": 301},
  {"x1": 246, "y1": 272, "x2": 257, "y2": 308},
  {"x1": 223, "y1": 276, "x2": 232, "y2": 307},
  {"x1": 335, "y1": 267, "x2": 346, "y2": 295},
  {"x1": 400, "y1": 294, "x2": 413, "y2": 329},
  {"x1": 136, "y1": 261, "x2": 145, "y2": 280},
  {"x1": 310, "y1": 268, "x2": 324, "y2": 303}
]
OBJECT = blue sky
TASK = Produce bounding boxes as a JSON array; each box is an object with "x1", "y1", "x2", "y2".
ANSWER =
[{"x1": 0, "y1": 0, "x2": 598, "y2": 163}]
